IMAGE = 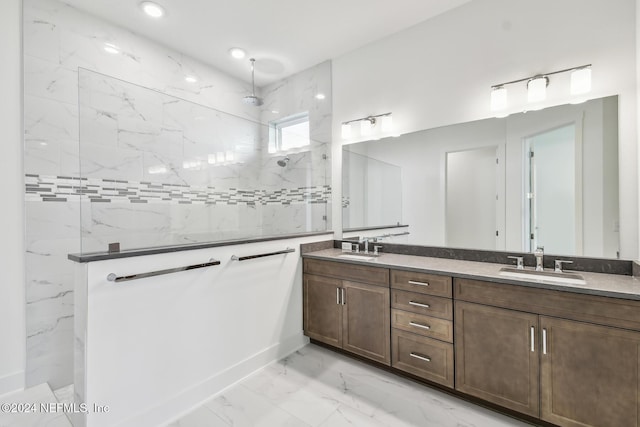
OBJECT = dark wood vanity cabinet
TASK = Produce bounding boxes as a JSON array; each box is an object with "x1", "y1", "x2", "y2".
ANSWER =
[
  {"x1": 455, "y1": 277, "x2": 640, "y2": 427},
  {"x1": 540, "y1": 317, "x2": 640, "y2": 427},
  {"x1": 303, "y1": 259, "x2": 391, "y2": 365},
  {"x1": 303, "y1": 255, "x2": 640, "y2": 427},
  {"x1": 390, "y1": 269, "x2": 455, "y2": 387},
  {"x1": 455, "y1": 301, "x2": 539, "y2": 416}
]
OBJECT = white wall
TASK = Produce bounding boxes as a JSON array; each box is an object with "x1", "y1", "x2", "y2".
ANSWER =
[
  {"x1": 73, "y1": 235, "x2": 325, "y2": 427},
  {"x1": 332, "y1": 0, "x2": 638, "y2": 259},
  {"x1": 0, "y1": 0, "x2": 26, "y2": 395}
]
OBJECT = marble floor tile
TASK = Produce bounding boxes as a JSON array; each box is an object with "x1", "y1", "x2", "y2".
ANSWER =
[
  {"x1": 52, "y1": 385, "x2": 73, "y2": 405},
  {"x1": 204, "y1": 385, "x2": 311, "y2": 427},
  {"x1": 0, "y1": 383, "x2": 72, "y2": 427},
  {"x1": 169, "y1": 343, "x2": 532, "y2": 427},
  {"x1": 165, "y1": 405, "x2": 229, "y2": 427}
]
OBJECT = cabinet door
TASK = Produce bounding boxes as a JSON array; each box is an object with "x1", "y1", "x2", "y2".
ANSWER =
[
  {"x1": 342, "y1": 280, "x2": 391, "y2": 365},
  {"x1": 303, "y1": 274, "x2": 342, "y2": 347},
  {"x1": 455, "y1": 301, "x2": 539, "y2": 417},
  {"x1": 540, "y1": 316, "x2": 640, "y2": 427}
]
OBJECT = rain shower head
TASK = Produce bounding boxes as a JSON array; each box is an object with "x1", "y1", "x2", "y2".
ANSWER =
[
  {"x1": 242, "y1": 58, "x2": 263, "y2": 107},
  {"x1": 277, "y1": 157, "x2": 290, "y2": 167}
]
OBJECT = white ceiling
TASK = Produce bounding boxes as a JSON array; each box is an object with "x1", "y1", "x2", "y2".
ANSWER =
[{"x1": 60, "y1": 0, "x2": 470, "y2": 86}]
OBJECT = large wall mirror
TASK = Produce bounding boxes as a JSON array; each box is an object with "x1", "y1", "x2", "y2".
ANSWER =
[{"x1": 343, "y1": 96, "x2": 620, "y2": 259}]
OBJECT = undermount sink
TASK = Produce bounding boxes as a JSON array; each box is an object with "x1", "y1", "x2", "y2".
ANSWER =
[
  {"x1": 498, "y1": 267, "x2": 586, "y2": 285},
  {"x1": 338, "y1": 253, "x2": 378, "y2": 262}
]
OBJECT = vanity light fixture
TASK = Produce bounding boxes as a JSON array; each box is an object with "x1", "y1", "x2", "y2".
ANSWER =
[
  {"x1": 380, "y1": 115, "x2": 393, "y2": 133},
  {"x1": 360, "y1": 119, "x2": 373, "y2": 136},
  {"x1": 490, "y1": 64, "x2": 591, "y2": 111},
  {"x1": 229, "y1": 47, "x2": 246, "y2": 59},
  {"x1": 527, "y1": 76, "x2": 548, "y2": 103},
  {"x1": 341, "y1": 112, "x2": 392, "y2": 140},
  {"x1": 490, "y1": 86, "x2": 507, "y2": 111},
  {"x1": 341, "y1": 123, "x2": 352, "y2": 139},
  {"x1": 140, "y1": 2, "x2": 165, "y2": 18},
  {"x1": 570, "y1": 67, "x2": 592, "y2": 95}
]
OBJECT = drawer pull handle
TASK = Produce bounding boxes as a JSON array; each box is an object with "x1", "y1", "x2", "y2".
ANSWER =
[
  {"x1": 543, "y1": 328, "x2": 548, "y2": 355},
  {"x1": 409, "y1": 301, "x2": 430, "y2": 308},
  {"x1": 409, "y1": 321, "x2": 431, "y2": 330},
  {"x1": 408, "y1": 280, "x2": 429, "y2": 287},
  {"x1": 410, "y1": 352, "x2": 431, "y2": 362},
  {"x1": 336, "y1": 288, "x2": 340, "y2": 305}
]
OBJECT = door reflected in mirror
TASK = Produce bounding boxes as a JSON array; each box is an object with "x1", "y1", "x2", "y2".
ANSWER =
[{"x1": 342, "y1": 95, "x2": 619, "y2": 259}]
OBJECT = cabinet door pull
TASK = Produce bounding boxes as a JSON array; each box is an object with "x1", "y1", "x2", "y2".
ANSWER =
[
  {"x1": 542, "y1": 328, "x2": 548, "y2": 355},
  {"x1": 336, "y1": 288, "x2": 340, "y2": 305},
  {"x1": 410, "y1": 352, "x2": 431, "y2": 362},
  {"x1": 530, "y1": 326, "x2": 535, "y2": 352},
  {"x1": 408, "y1": 280, "x2": 429, "y2": 287},
  {"x1": 341, "y1": 288, "x2": 345, "y2": 305},
  {"x1": 409, "y1": 301, "x2": 430, "y2": 308},
  {"x1": 409, "y1": 321, "x2": 431, "y2": 330}
]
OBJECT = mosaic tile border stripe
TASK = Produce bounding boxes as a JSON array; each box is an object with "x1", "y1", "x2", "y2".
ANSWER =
[{"x1": 25, "y1": 175, "x2": 331, "y2": 205}]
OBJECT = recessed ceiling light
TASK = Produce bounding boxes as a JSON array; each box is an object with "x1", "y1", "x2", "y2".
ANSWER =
[
  {"x1": 315, "y1": 93, "x2": 326, "y2": 100},
  {"x1": 141, "y1": 1, "x2": 165, "y2": 18},
  {"x1": 271, "y1": 110, "x2": 279, "y2": 114},
  {"x1": 229, "y1": 47, "x2": 246, "y2": 59},
  {"x1": 185, "y1": 75, "x2": 197, "y2": 83},
  {"x1": 104, "y1": 43, "x2": 120, "y2": 54}
]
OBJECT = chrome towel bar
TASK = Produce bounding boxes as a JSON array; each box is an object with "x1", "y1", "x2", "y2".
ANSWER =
[
  {"x1": 107, "y1": 259, "x2": 220, "y2": 283},
  {"x1": 231, "y1": 247, "x2": 295, "y2": 261}
]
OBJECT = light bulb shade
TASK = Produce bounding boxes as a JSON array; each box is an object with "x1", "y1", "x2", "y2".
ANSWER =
[
  {"x1": 571, "y1": 67, "x2": 592, "y2": 95},
  {"x1": 527, "y1": 77, "x2": 547, "y2": 103},
  {"x1": 341, "y1": 123, "x2": 352, "y2": 139},
  {"x1": 490, "y1": 86, "x2": 507, "y2": 111},
  {"x1": 225, "y1": 151, "x2": 234, "y2": 162},
  {"x1": 360, "y1": 119, "x2": 373, "y2": 136},
  {"x1": 381, "y1": 115, "x2": 393, "y2": 133},
  {"x1": 208, "y1": 154, "x2": 216, "y2": 164}
]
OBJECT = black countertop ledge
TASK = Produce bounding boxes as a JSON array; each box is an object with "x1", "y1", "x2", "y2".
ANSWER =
[
  {"x1": 303, "y1": 248, "x2": 640, "y2": 301},
  {"x1": 68, "y1": 231, "x2": 333, "y2": 263}
]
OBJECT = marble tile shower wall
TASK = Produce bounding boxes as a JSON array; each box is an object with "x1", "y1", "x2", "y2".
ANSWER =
[{"x1": 24, "y1": 0, "x2": 331, "y2": 389}]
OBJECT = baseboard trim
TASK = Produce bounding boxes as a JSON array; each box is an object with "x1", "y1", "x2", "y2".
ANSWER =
[
  {"x1": 0, "y1": 371, "x2": 25, "y2": 397},
  {"x1": 112, "y1": 334, "x2": 309, "y2": 427}
]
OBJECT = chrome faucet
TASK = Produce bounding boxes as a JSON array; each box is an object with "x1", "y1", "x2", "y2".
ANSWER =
[
  {"x1": 360, "y1": 237, "x2": 370, "y2": 254},
  {"x1": 534, "y1": 246, "x2": 544, "y2": 271}
]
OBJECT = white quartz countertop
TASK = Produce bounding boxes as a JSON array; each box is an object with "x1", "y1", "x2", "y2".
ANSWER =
[{"x1": 302, "y1": 248, "x2": 640, "y2": 301}]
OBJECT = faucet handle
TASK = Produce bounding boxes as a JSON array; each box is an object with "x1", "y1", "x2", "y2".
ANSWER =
[
  {"x1": 373, "y1": 245, "x2": 382, "y2": 256},
  {"x1": 554, "y1": 260, "x2": 573, "y2": 272},
  {"x1": 507, "y1": 255, "x2": 524, "y2": 270}
]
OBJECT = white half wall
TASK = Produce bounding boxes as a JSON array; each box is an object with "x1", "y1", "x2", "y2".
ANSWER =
[
  {"x1": 332, "y1": 0, "x2": 638, "y2": 258},
  {"x1": 0, "y1": 0, "x2": 26, "y2": 396},
  {"x1": 73, "y1": 234, "x2": 329, "y2": 427}
]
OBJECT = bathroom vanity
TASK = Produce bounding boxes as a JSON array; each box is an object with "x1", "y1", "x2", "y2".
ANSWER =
[{"x1": 302, "y1": 247, "x2": 640, "y2": 427}]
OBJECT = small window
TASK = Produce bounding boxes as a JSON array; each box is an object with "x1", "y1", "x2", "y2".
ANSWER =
[{"x1": 269, "y1": 112, "x2": 310, "y2": 153}]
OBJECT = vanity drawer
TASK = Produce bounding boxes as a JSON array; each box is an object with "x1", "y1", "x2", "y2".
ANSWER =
[
  {"x1": 454, "y1": 278, "x2": 640, "y2": 331},
  {"x1": 391, "y1": 290, "x2": 453, "y2": 320},
  {"x1": 391, "y1": 309, "x2": 453, "y2": 343},
  {"x1": 303, "y1": 258, "x2": 389, "y2": 287},
  {"x1": 392, "y1": 329, "x2": 454, "y2": 388},
  {"x1": 391, "y1": 269, "x2": 452, "y2": 297}
]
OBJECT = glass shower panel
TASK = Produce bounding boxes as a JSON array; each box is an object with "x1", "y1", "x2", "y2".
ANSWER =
[{"x1": 78, "y1": 69, "x2": 330, "y2": 254}]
